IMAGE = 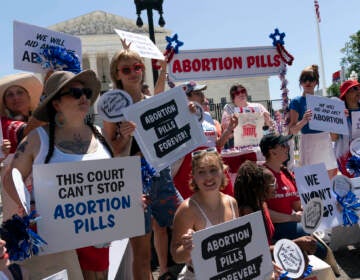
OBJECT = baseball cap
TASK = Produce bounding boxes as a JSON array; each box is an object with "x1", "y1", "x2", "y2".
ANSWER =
[
  {"x1": 260, "y1": 133, "x2": 293, "y2": 156},
  {"x1": 180, "y1": 81, "x2": 207, "y2": 95}
]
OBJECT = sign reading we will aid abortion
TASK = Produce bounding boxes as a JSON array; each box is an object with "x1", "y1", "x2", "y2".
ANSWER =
[
  {"x1": 13, "y1": 20, "x2": 81, "y2": 73},
  {"x1": 32, "y1": 157, "x2": 144, "y2": 255},
  {"x1": 191, "y1": 212, "x2": 273, "y2": 280},
  {"x1": 294, "y1": 163, "x2": 342, "y2": 230}
]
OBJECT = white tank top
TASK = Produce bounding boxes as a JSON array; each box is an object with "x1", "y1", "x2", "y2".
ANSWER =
[{"x1": 34, "y1": 126, "x2": 111, "y2": 164}]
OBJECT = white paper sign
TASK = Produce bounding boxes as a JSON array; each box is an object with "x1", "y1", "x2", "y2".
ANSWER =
[
  {"x1": 13, "y1": 20, "x2": 82, "y2": 73},
  {"x1": 307, "y1": 94, "x2": 348, "y2": 135},
  {"x1": 12, "y1": 168, "x2": 30, "y2": 215},
  {"x1": 32, "y1": 157, "x2": 145, "y2": 255},
  {"x1": 301, "y1": 197, "x2": 323, "y2": 234},
  {"x1": 168, "y1": 46, "x2": 283, "y2": 81},
  {"x1": 351, "y1": 111, "x2": 360, "y2": 140},
  {"x1": 273, "y1": 239, "x2": 305, "y2": 279},
  {"x1": 294, "y1": 163, "x2": 342, "y2": 230},
  {"x1": 191, "y1": 212, "x2": 273, "y2": 280},
  {"x1": 114, "y1": 29, "x2": 165, "y2": 60},
  {"x1": 234, "y1": 113, "x2": 264, "y2": 147},
  {"x1": 122, "y1": 86, "x2": 207, "y2": 171},
  {"x1": 42, "y1": 269, "x2": 68, "y2": 280}
]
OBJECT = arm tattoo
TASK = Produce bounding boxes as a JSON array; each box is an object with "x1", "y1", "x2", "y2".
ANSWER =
[
  {"x1": 14, "y1": 141, "x2": 29, "y2": 159},
  {"x1": 57, "y1": 134, "x2": 92, "y2": 154}
]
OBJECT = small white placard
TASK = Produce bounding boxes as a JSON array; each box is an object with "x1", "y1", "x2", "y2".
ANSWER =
[
  {"x1": 114, "y1": 29, "x2": 165, "y2": 60},
  {"x1": 307, "y1": 94, "x2": 348, "y2": 135},
  {"x1": 301, "y1": 197, "x2": 323, "y2": 234},
  {"x1": 12, "y1": 168, "x2": 30, "y2": 215},
  {"x1": 122, "y1": 86, "x2": 207, "y2": 171},
  {"x1": 191, "y1": 211, "x2": 273, "y2": 280}
]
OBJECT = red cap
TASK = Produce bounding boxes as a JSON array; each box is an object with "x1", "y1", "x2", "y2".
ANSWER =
[{"x1": 339, "y1": 80, "x2": 360, "y2": 100}]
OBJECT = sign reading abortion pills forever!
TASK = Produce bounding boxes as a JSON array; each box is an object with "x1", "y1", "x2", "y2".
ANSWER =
[
  {"x1": 191, "y1": 211, "x2": 273, "y2": 280},
  {"x1": 32, "y1": 157, "x2": 144, "y2": 255}
]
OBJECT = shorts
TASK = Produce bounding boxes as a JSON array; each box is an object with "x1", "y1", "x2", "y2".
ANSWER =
[{"x1": 144, "y1": 167, "x2": 183, "y2": 233}]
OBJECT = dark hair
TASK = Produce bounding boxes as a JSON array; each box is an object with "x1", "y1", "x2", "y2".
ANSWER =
[
  {"x1": 44, "y1": 103, "x2": 113, "y2": 163},
  {"x1": 229, "y1": 83, "x2": 247, "y2": 102},
  {"x1": 299, "y1": 64, "x2": 319, "y2": 87}
]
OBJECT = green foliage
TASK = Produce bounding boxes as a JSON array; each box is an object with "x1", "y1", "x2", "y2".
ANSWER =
[
  {"x1": 341, "y1": 30, "x2": 360, "y2": 78},
  {"x1": 327, "y1": 83, "x2": 340, "y2": 97}
]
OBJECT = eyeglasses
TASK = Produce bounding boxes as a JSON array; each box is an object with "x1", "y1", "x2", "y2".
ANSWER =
[
  {"x1": 191, "y1": 147, "x2": 217, "y2": 158},
  {"x1": 58, "y1": 88, "x2": 93, "y2": 99},
  {"x1": 268, "y1": 178, "x2": 277, "y2": 188},
  {"x1": 300, "y1": 76, "x2": 317, "y2": 83},
  {"x1": 117, "y1": 63, "x2": 144, "y2": 75},
  {"x1": 233, "y1": 88, "x2": 247, "y2": 96}
]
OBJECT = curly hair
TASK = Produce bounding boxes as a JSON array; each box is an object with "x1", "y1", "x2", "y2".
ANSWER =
[
  {"x1": 189, "y1": 151, "x2": 228, "y2": 192},
  {"x1": 110, "y1": 49, "x2": 145, "y2": 90}
]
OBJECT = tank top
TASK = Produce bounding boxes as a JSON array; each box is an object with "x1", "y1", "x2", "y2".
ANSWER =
[
  {"x1": 191, "y1": 195, "x2": 236, "y2": 228},
  {"x1": 34, "y1": 126, "x2": 111, "y2": 164}
]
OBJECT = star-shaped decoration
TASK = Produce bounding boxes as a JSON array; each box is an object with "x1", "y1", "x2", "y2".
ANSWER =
[
  {"x1": 269, "y1": 28, "x2": 286, "y2": 46},
  {"x1": 165, "y1": 33, "x2": 184, "y2": 54}
]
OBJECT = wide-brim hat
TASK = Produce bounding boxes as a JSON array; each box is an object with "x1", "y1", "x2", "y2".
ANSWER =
[
  {"x1": 33, "y1": 70, "x2": 100, "y2": 122},
  {"x1": 0, "y1": 73, "x2": 43, "y2": 117},
  {"x1": 339, "y1": 80, "x2": 360, "y2": 100},
  {"x1": 260, "y1": 133, "x2": 293, "y2": 156}
]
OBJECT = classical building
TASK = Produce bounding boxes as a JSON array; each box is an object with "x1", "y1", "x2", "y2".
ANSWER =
[{"x1": 49, "y1": 10, "x2": 271, "y2": 108}]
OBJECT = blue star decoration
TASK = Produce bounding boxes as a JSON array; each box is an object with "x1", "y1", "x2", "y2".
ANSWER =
[
  {"x1": 269, "y1": 28, "x2": 286, "y2": 46},
  {"x1": 165, "y1": 33, "x2": 184, "y2": 54}
]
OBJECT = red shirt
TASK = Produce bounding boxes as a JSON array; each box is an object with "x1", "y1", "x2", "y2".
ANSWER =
[{"x1": 265, "y1": 167, "x2": 300, "y2": 215}]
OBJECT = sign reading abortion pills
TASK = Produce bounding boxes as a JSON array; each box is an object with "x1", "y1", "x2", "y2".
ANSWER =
[
  {"x1": 191, "y1": 211, "x2": 273, "y2": 280},
  {"x1": 33, "y1": 157, "x2": 144, "y2": 255}
]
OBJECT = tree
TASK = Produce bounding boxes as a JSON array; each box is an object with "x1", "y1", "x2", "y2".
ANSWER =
[
  {"x1": 341, "y1": 30, "x2": 360, "y2": 78},
  {"x1": 327, "y1": 83, "x2": 340, "y2": 97}
]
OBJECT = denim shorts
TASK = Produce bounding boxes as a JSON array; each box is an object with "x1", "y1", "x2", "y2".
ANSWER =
[{"x1": 144, "y1": 167, "x2": 183, "y2": 233}]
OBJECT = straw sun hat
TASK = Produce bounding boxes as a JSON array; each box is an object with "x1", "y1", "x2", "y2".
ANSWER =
[
  {"x1": 32, "y1": 70, "x2": 100, "y2": 122},
  {"x1": 0, "y1": 73, "x2": 43, "y2": 116}
]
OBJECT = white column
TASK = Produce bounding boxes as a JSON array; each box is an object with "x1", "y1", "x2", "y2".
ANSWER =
[{"x1": 87, "y1": 54, "x2": 99, "y2": 114}]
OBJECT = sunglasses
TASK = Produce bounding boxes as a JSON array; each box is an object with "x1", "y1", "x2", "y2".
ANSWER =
[
  {"x1": 300, "y1": 76, "x2": 317, "y2": 83},
  {"x1": 233, "y1": 88, "x2": 247, "y2": 96},
  {"x1": 191, "y1": 147, "x2": 217, "y2": 158},
  {"x1": 117, "y1": 63, "x2": 144, "y2": 75},
  {"x1": 58, "y1": 88, "x2": 93, "y2": 99}
]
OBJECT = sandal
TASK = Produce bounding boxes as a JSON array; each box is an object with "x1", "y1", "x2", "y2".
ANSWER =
[{"x1": 158, "y1": 271, "x2": 176, "y2": 280}]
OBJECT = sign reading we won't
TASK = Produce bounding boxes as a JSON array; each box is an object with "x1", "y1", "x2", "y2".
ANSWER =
[{"x1": 191, "y1": 212, "x2": 273, "y2": 280}]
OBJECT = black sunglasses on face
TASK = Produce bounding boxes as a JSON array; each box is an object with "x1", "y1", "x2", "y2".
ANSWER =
[
  {"x1": 300, "y1": 76, "x2": 317, "y2": 83},
  {"x1": 58, "y1": 88, "x2": 93, "y2": 99}
]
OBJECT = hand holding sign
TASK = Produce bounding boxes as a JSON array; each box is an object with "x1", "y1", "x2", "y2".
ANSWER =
[{"x1": 12, "y1": 168, "x2": 30, "y2": 215}]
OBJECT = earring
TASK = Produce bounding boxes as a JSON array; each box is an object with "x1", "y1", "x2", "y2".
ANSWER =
[{"x1": 55, "y1": 112, "x2": 65, "y2": 127}]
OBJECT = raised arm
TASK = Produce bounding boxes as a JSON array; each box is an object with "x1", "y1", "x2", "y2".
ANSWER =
[{"x1": 103, "y1": 121, "x2": 135, "y2": 156}]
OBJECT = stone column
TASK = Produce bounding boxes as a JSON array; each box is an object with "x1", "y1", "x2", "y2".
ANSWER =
[{"x1": 87, "y1": 53, "x2": 99, "y2": 114}]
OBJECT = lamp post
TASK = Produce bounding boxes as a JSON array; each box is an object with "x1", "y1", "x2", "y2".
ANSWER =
[{"x1": 134, "y1": 0, "x2": 165, "y2": 85}]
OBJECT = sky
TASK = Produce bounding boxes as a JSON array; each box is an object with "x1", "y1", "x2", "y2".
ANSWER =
[{"x1": 1, "y1": 0, "x2": 359, "y2": 101}]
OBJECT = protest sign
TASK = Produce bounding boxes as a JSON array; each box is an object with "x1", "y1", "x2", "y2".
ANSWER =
[
  {"x1": 12, "y1": 168, "x2": 30, "y2": 215},
  {"x1": 122, "y1": 86, "x2": 207, "y2": 171},
  {"x1": 294, "y1": 163, "x2": 342, "y2": 230},
  {"x1": 168, "y1": 46, "x2": 283, "y2": 81},
  {"x1": 191, "y1": 211, "x2": 273, "y2": 280},
  {"x1": 301, "y1": 198, "x2": 323, "y2": 234},
  {"x1": 273, "y1": 239, "x2": 305, "y2": 279},
  {"x1": 33, "y1": 157, "x2": 144, "y2": 255},
  {"x1": 13, "y1": 20, "x2": 81, "y2": 73},
  {"x1": 114, "y1": 29, "x2": 165, "y2": 60},
  {"x1": 234, "y1": 113, "x2": 264, "y2": 147},
  {"x1": 307, "y1": 94, "x2": 348, "y2": 135},
  {"x1": 351, "y1": 111, "x2": 360, "y2": 140}
]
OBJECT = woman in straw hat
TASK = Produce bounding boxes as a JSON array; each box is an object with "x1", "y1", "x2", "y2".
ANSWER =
[{"x1": 3, "y1": 70, "x2": 113, "y2": 280}]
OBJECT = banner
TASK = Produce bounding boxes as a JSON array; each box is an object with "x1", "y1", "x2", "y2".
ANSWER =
[
  {"x1": 168, "y1": 46, "x2": 282, "y2": 81},
  {"x1": 33, "y1": 157, "x2": 144, "y2": 255},
  {"x1": 191, "y1": 211, "x2": 273, "y2": 280}
]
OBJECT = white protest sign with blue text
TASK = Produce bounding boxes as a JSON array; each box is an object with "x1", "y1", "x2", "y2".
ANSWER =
[
  {"x1": 191, "y1": 211, "x2": 273, "y2": 280},
  {"x1": 114, "y1": 29, "x2": 165, "y2": 60},
  {"x1": 351, "y1": 111, "x2": 360, "y2": 140},
  {"x1": 13, "y1": 20, "x2": 81, "y2": 73},
  {"x1": 307, "y1": 94, "x2": 348, "y2": 135},
  {"x1": 122, "y1": 86, "x2": 207, "y2": 171},
  {"x1": 33, "y1": 157, "x2": 144, "y2": 255},
  {"x1": 294, "y1": 163, "x2": 342, "y2": 230}
]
